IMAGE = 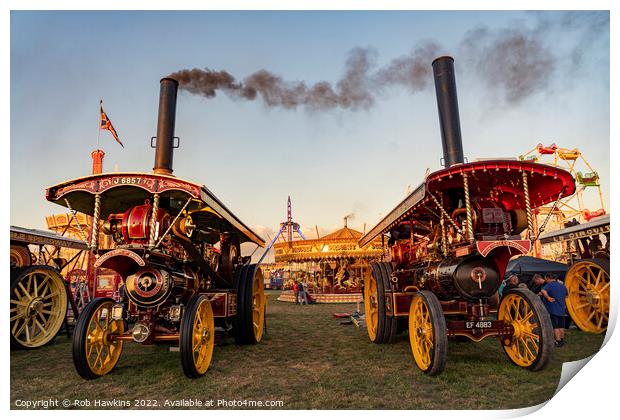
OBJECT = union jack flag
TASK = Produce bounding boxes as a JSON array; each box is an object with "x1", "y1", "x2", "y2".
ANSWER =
[{"x1": 100, "y1": 101, "x2": 124, "y2": 148}]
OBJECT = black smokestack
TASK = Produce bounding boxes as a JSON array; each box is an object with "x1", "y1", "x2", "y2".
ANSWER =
[
  {"x1": 432, "y1": 56, "x2": 464, "y2": 168},
  {"x1": 153, "y1": 78, "x2": 179, "y2": 175}
]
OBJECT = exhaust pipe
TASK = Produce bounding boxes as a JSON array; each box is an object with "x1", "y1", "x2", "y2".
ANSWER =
[
  {"x1": 432, "y1": 56, "x2": 464, "y2": 168},
  {"x1": 153, "y1": 78, "x2": 179, "y2": 175}
]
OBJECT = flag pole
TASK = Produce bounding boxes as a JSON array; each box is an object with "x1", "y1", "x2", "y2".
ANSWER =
[{"x1": 97, "y1": 99, "x2": 102, "y2": 150}]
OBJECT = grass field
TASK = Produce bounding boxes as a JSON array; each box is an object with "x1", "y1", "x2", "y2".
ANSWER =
[{"x1": 11, "y1": 291, "x2": 605, "y2": 410}]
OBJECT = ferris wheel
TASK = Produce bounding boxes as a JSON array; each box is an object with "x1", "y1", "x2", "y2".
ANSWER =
[
  {"x1": 520, "y1": 143, "x2": 606, "y2": 223},
  {"x1": 519, "y1": 143, "x2": 606, "y2": 259}
]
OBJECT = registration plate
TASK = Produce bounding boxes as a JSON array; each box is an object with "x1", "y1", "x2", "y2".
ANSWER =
[{"x1": 465, "y1": 321, "x2": 493, "y2": 329}]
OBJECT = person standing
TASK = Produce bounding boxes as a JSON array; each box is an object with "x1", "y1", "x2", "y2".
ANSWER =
[
  {"x1": 530, "y1": 274, "x2": 545, "y2": 294},
  {"x1": 539, "y1": 274, "x2": 569, "y2": 347},
  {"x1": 298, "y1": 280, "x2": 307, "y2": 305},
  {"x1": 302, "y1": 279, "x2": 310, "y2": 304},
  {"x1": 292, "y1": 280, "x2": 300, "y2": 305}
]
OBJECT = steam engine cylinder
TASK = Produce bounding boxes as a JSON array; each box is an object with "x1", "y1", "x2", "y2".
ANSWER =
[
  {"x1": 419, "y1": 257, "x2": 500, "y2": 301},
  {"x1": 104, "y1": 203, "x2": 170, "y2": 245}
]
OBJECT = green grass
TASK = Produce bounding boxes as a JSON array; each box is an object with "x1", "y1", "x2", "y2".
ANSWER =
[{"x1": 11, "y1": 291, "x2": 604, "y2": 409}]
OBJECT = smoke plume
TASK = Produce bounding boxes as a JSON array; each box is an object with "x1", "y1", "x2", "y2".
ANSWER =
[{"x1": 168, "y1": 12, "x2": 607, "y2": 110}]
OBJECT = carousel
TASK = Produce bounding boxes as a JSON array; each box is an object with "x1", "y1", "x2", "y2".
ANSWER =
[{"x1": 274, "y1": 218, "x2": 383, "y2": 303}]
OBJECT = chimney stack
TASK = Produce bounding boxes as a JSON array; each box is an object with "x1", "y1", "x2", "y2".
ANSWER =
[
  {"x1": 432, "y1": 56, "x2": 465, "y2": 168},
  {"x1": 91, "y1": 149, "x2": 105, "y2": 174},
  {"x1": 153, "y1": 78, "x2": 179, "y2": 175}
]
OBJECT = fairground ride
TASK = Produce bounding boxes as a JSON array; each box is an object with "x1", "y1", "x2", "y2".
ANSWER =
[{"x1": 519, "y1": 143, "x2": 606, "y2": 258}]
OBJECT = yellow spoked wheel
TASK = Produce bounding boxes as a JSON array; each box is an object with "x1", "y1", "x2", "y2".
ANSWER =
[
  {"x1": 72, "y1": 298, "x2": 124, "y2": 379},
  {"x1": 180, "y1": 295, "x2": 215, "y2": 378},
  {"x1": 408, "y1": 291, "x2": 447, "y2": 376},
  {"x1": 364, "y1": 272, "x2": 379, "y2": 342},
  {"x1": 251, "y1": 269, "x2": 266, "y2": 343},
  {"x1": 234, "y1": 264, "x2": 266, "y2": 344},
  {"x1": 10, "y1": 266, "x2": 68, "y2": 349},
  {"x1": 565, "y1": 259, "x2": 609, "y2": 333},
  {"x1": 365, "y1": 262, "x2": 397, "y2": 343},
  {"x1": 498, "y1": 289, "x2": 553, "y2": 371}
]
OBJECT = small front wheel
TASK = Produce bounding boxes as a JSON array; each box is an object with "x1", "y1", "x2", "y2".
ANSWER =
[
  {"x1": 408, "y1": 291, "x2": 447, "y2": 376},
  {"x1": 180, "y1": 295, "x2": 215, "y2": 378},
  {"x1": 72, "y1": 298, "x2": 124, "y2": 379}
]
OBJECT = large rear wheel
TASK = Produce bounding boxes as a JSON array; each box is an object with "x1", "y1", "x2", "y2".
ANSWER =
[
  {"x1": 364, "y1": 269, "x2": 380, "y2": 342},
  {"x1": 565, "y1": 259, "x2": 609, "y2": 333},
  {"x1": 365, "y1": 262, "x2": 397, "y2": 344},
  {"x1": 498, "y1": 288, "x2": 553, "y2": 371},
  {"x1": 10, "y1": 265, "x2": 68, "y2": 349},
  {"x1": 408, "y1": 291, "x2": 447, "y2": 376},
  {"x1": 234, "y1": 264, "x2": 266, "y2": 344},
  {"x1": 72, "y1": 298, "x2": 124, "y2": 379},
  {"x1": 180, "y1": 294, "x2": 215, "y2": 378}
]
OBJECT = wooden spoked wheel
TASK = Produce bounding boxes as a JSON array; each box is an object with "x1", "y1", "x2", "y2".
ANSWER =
[
  {"x1": 251, "y1": 269, "x2": 266, "y2": 343},
  {"x1": 180, "y1": 295, "x2": 215, "y2": 378},
  {"x1": 10, "y1": 266, "x2": 68, "y2": 349},
  {"x1": 364, "y1": 272, "x2": 379, "y2": 342},
  {"x1": 565, "y1": 259, "x2": 609, "y2": 333},
  {"x1": 408, "y1": 291, "x2": 447, "y2": 376},
  {"x1": 366, "y1": 262, "x2": 397, "y2": 343},
  {"x1": 73, "y1": 298, "x2": 124, "y2": 379},
  {"x1": 234, "y1": 264, "x2": 266, "y2": 344},
  {"x1": 498, "y1": 289, "x2": 552, "y2": 371}
]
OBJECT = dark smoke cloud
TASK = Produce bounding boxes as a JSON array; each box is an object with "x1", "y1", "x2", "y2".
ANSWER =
[
  {"x1": 375, "y1": 42, "x2": 441, "y2": 93},
  {"x1": 168, "y1": 12, "x2": 607, "y2": 110},
  {"x1": 169, "y1": 48, "x2": 379, "y2": 111},
  {"x1": 458, "y1": 27, "x2": 555, "y2": 104}
]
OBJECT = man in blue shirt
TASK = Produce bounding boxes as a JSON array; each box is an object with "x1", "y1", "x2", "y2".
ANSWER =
[{"x1": 539, "y1": 274, "x2": 569, "y2": 347}]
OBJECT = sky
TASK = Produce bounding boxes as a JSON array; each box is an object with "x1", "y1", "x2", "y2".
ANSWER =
[{"x1": 10, "y1": 10, "x2": 610, "y2": 261}]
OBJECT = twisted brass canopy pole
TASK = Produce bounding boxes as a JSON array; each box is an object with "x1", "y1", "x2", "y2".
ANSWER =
[
  {"x1": 522, "y1": 171, "x2": 534, "y2": 240},
  {"x1": 149, "y1": 193, "x2": 160, "y2": 249},
  {"x1": 462, "y1": 172, "x2": 474, "y2": 243},
  {"x1": 90, "y1": 193, "x2": 101, "y2": 252}
]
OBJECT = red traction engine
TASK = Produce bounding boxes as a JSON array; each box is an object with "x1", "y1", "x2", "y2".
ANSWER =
[
  {"x1": 45, "y1": 78, "x2": 266, "y2": 379},
  {"x1": 359, "y1": 56, "x2": 576, "y2": 375}
]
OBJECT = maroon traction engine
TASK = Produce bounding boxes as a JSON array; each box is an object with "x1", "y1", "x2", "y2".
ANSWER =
[
  {"x1": 358, "y1": 57, "x2": 575, "y2": 375},
  {"x1": 46, "y1": 78, "x2": 266, "y2": 379}
]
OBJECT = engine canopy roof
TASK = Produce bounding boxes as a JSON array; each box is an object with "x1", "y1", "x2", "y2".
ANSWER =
[
  {"x1": 45, "y1": 172, "x2": 265, "y2": 246},
  {"x1": 359, "y1": 160, "x2": 575, "y2": 248}
]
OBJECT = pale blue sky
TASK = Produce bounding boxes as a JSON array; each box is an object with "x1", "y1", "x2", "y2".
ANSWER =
[{"x1": 10, "y1": 11, "x2": 610, "y2": 255}]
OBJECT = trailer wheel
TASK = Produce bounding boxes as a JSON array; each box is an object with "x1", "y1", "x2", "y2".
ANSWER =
[
  {"x1": 234, "y1": 264, "x2": 266, "y2": 345},
  {"x1": 180, "y1": 294, "x2": 215, "y2": 378},
  {"x1": 73, "y1": 298, "x2": 124, "y2": 379},
  {"x1": 10, "y1": 265, "x2": 68, "y2": 349},
  {"x1": 498, "y1": 288, "x2": 553, "y2": 371},
  {"x1": 408, "y1": 291, "x2": 447, "y2": 376},
  {"x1": 365, "y1": 262, "x2": 396, "y2": 344},
  {"x1": 565, "y1": 259, "x2": 609, "y2": 333}
]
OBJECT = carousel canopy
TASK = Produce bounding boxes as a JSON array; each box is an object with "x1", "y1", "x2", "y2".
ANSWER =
[{"x1": 273, "y1": 224, "x2": 383, "y2": 263}]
